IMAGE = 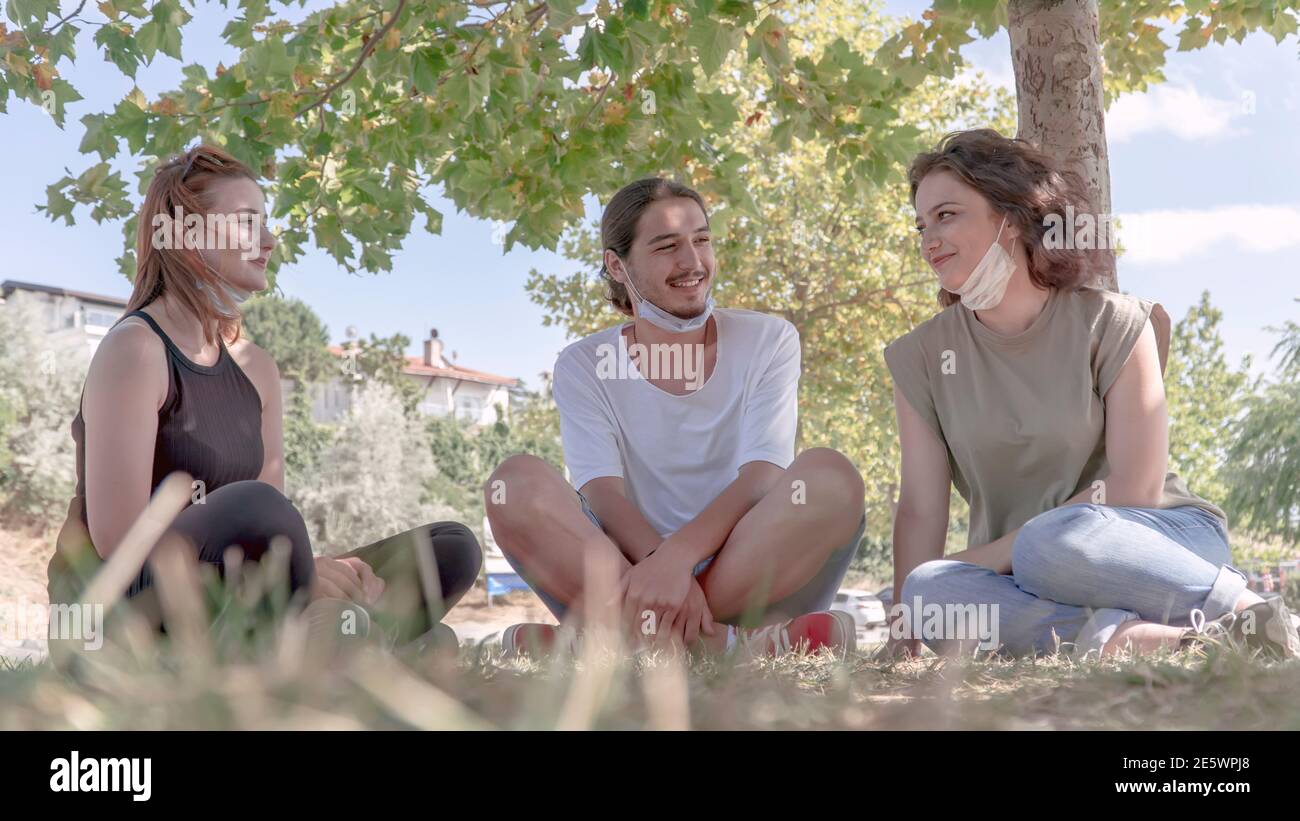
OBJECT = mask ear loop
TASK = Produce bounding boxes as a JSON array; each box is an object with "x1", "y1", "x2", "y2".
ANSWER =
[
  {"x1": 615, "y1": 255, "x2": 652, "y2": 313},
  {"x1": 193, "y1": 248, "x2": 247, "y2": 319}
]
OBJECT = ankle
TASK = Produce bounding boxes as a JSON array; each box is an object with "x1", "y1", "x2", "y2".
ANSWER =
[
  {"x1": 1233, "y1": 590, "x2": 1266, "y2": 613},
  {"x1": 1101, "y1": 620, "x2": 1184, "y2": 656}
]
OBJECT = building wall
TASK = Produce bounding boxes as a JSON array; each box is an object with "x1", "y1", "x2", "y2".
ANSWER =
[
  {"x1": 298, "y1": 375, "x2": 511, "y2": 426},
  {"x1": 408, "y1": 374, "x2": 510, "y2": 426},
  {"x1": 2, "y1": 289, "x2": 124, "y2": 354},
  {"x1": 2, "y1": 287, "x2": 513, "y2": 429}
]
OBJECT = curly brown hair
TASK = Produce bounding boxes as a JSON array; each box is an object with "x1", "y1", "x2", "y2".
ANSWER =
[{"x1": 908, "y1": 129, "x2": 1111, "y2": 308}]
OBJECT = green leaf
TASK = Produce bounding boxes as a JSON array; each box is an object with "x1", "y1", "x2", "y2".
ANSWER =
[
  {"x1": 78, "y1": 112, "x2": 119, "y2": 160},
  {"x1": 545, "y1": 0, "x2": 587, "y2": 33},
  {"x1": 112, "y1": 96, "x2": 151, "y2": 153},
  {"x1": 689, "y1": 17, "x2": 740, "y2": 78},
  {"x1": 747, "y1": 15, "x2": 791, "y2": 71},
  {"x1": 412, "y1": 48, "x2": 447, "y2": 95},
  {"x1": 577, "y1": 26, "x2": 625, "y2": 74}
]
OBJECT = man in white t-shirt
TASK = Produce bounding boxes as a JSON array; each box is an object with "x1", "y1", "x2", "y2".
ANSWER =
[{"x1": 485, "y1": 178, "x2": 866, "y2": 657}]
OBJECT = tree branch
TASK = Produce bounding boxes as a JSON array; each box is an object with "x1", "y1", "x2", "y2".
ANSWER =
[
  {"x1": 294, "y1": 0, "x2": 409, "y2": 120},
  {"x1": 43, "y1": 0, "x2": 88, "y2": 34}
]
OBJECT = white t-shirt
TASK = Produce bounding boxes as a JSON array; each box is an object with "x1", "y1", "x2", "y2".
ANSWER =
[{"x1": 552, "y1": 308, "x2": 801, "y2": 538}]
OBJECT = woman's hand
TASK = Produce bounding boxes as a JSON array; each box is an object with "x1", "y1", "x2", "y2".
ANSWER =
[
  {"x1": 883, "y1": 598, "x2": 922, "y2": 659},
  {"x1": 946, "y1": 529, "x2": 1017, "y2": 575},
  {"x1": 312, "y1": 555, "x2": 385, "y2": 604}
]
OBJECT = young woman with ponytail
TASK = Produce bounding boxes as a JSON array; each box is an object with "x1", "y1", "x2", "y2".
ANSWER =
[{"x1": 48, "y1": 145, "x2": 482, "y2": 657}]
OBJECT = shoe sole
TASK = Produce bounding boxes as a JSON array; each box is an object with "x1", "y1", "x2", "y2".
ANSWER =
[
  {"x1": 1253, "y1": 598, "x2": 1300, "y2": 659},
  {"x1": 500, "y1": 624, "x2": 525, "y2": 657},
  {"x1": 826, "y1": 610, "x2": 857, "y2": 656}
]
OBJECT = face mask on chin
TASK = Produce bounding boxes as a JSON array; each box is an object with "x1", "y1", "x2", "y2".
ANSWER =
[
  {"x1": 618, "y1": 261, "x2": 715, "y2": 333},
  {"x1": 195, "y1": 251, "x2": 254, "y2": 318},
  {"x1": 943, "y1": 215, "x2": 1016, "y2": 311}
]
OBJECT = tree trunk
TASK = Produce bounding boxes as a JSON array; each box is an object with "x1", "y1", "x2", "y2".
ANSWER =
[{"x1": 1008, "y1": 0, "x2": 1171, "y2": 371}]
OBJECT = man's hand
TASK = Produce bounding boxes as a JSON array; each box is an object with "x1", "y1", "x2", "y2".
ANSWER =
[
  {"x1": 619, "y1": 547, "x2": 695, "y2": 642},
  {"x1": 674, "y1": 577, "x2": 718, "y2": 646},
  {"x1": 312, "y1": 555, "x2": 385, "y2": 604}
]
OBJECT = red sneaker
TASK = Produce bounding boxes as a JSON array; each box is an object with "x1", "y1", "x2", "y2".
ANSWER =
[
  {"x1": 500, "y1": 623, "x2": 576, "y2": 658},
  {"x1": 735, "y1": 610, "x2": 856, "y2": 657}
]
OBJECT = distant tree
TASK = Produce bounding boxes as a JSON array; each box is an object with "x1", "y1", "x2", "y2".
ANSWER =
[
  {"x1": 1223, "y1": 301, "x2": 1300, "y2": 545},
  {"x1": 240, "y1": 295, "x2": 336, "y2": 489},
  {"x1": 0, "y1": 293, "x2": 89, "y2": 523},
  {"x1": 1163, "y1": 291, "x2": 1250, "y2": 506},
  {"x1": 426, "y1": 375, "x2": 563, "y2": 540},
  {"x1": 341, "y1": 332, "x2": 425, "y2": 415},
  {"x1": 240, "y1": 295, "x2": 334, "y2": 383},
  {"x1": 291, "y1": 380, "x2": 453, "y2": 553}
]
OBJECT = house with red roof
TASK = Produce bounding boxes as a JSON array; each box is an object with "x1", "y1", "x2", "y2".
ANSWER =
[{"x1": 320, "y1": 327, "x2": 518, "y2": 426}]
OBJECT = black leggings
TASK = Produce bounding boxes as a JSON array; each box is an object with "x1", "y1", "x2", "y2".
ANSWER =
[{"x1": 128, "y1": 480, "x2": 482, "y2": 643}]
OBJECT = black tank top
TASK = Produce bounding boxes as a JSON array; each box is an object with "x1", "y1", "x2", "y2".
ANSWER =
[{"x1": 50, "y1": 308, "x2": 265, "y2": 599}]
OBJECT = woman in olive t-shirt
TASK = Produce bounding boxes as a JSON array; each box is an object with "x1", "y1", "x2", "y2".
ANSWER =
[{"x1": 883, "y1": 129, "x2": 1298, "y2": 660}]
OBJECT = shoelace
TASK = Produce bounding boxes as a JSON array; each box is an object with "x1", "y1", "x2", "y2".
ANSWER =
[
  {"x1": 1185, "y1": 608, "x2": 1235, "y2": 640},
  {"x1": 737, "y1": 621, "x2": 793, "y2": 656}
]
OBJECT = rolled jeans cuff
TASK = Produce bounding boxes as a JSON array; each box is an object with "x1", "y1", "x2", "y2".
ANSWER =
[
  {"x1": 1201, "y1": 564, "x2": 1249, "y2": 622},
  {"x1": 1073, "y1": 608, "x2": 1140, "y2": 659}
]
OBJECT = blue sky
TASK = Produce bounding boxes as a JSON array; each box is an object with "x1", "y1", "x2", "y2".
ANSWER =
[{"x1": 1, "y1": 1, "x2": 1297, "y2": 387}]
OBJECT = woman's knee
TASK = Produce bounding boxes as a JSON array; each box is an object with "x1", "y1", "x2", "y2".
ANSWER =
[
  {"x1": 203, "y1": 480, "x2": 313, "y2": 586},
  {"x1": 900, "y1": 559, "x2": 973, "y2": 604},
  {"x1": 1012, "y1": 503, "x2": 1109, "y2": 589},
  {"x1": 225, "y1": 481, "x2": 308, "y2": 541},
  {"x1": 430, "y1": 521, "x2": 483, "y2": 599}
]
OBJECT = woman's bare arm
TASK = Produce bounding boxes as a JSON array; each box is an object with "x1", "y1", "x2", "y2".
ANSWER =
[
  {"x1": 82, "y1": 319, "x2": 168, "y2": 559},
  {"x1": 892, "y1": 385, "x2": 953, "y2": 603},
  {"x1": 230, "y1": 339, "x2": 285, "y2": 493}
]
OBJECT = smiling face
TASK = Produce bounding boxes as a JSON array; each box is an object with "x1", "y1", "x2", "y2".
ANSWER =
[
  {"x1": 197, "y1": 175, "x2": 276, "y2": 295},
  {"x1": 913, "y1": 170, "x2": 1017, "y2": 293},
  {"x1": 604, "y1": 196, "x2": 714, "y2": 320}
]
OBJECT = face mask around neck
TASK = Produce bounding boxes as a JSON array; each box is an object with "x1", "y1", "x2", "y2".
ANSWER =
[
  {"x1": 943, "y1": 215, "x2": 1016, "y2": 311},
  {"x1": 619, "y1": 262, "x2": 714, "y2": 333},
  {"x1": 195, "y1": 253, "x2": 254, "y2": 317}
]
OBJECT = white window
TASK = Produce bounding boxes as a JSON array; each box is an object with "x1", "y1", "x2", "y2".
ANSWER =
[
  {"x1": 454, "y1": 393, "x2": 483, "y2": 422},
  {"x1": 84, "y1": 308, "x2": 121, "y2": 328}
]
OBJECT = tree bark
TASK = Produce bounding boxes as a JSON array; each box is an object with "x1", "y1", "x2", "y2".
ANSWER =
[
  {"x1": 1008, "y1": 0, "x2": 1114, "y2": 290},
  {"x1": 1009, "y1": 0, "x2": 1171, "y2": 371}
]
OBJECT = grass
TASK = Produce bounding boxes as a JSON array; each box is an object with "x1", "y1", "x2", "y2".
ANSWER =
[
  {"x1": 4, "y1": 627, "x2": 1299, "y2": 731},
  {"x1": 5, "y1": 483, "x2": 1298, "y2": 731}
]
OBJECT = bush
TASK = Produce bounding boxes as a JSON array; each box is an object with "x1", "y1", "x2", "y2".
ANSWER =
[
  {"x1": 0, "y1": 293, "x2": 89, "y2": 524},
  {"x1": 290, "y1": 379, "x2": 456, "y2": 554}
]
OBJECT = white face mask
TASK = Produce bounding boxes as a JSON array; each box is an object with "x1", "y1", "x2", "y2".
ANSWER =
[
  {"x1": 943, "y1": 215, "x2": 1015, "y2": 311},
  {"x1": 195, "y1": 252, "x2": 254, "y2": 317},
  {"x1": 618, "y1": 261, "x2": 714, "y2": 333}
]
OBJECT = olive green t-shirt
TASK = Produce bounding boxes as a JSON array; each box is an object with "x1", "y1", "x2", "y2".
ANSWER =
[{"x1": 883, "y1": 286, "x2": 1226, "y2": 548}]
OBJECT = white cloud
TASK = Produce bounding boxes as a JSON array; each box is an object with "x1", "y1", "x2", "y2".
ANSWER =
[
  {"x1": 1106, "y1": 83, "x2": 1253, "y2": 143},
  {"x1": 1115, "y1": 204, "x2": 1300, "y2": 265},
  {"x1": 954, "y1": 61, "x2": 1016, "y2": 94}
]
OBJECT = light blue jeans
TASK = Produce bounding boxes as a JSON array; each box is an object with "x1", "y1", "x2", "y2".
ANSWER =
[{"x1": 900, "y1": 503, "x2": 1248, "y2": 658}]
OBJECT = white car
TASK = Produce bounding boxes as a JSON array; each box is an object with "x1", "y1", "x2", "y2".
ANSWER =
[{"x1": 831, "y1": 588, "x2": 888, "y2": 638}]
